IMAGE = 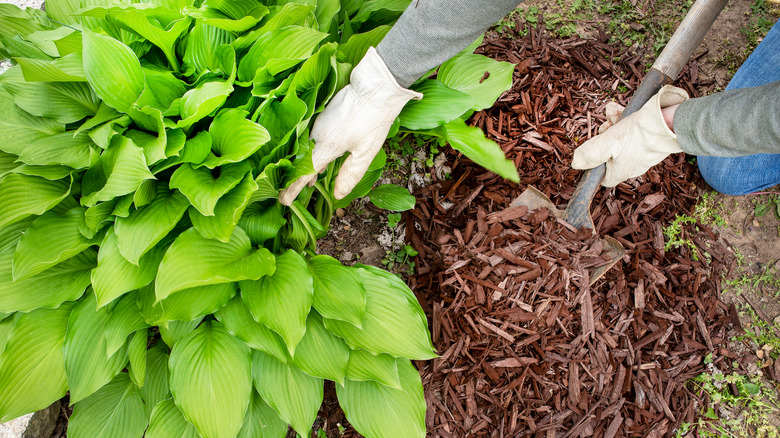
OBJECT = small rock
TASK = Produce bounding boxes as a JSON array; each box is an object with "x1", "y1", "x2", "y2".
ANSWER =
[
  {"x1": 340, "y1": 251, "x2": 353, "y2": 262},
  {"x1": 335, "y1": 208, "x2": 345, "y2": 218}
]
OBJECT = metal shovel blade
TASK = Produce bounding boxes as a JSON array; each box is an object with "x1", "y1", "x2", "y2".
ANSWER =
[{"x1": 510, "y1": 186, "x2": 625, "y2": 285}]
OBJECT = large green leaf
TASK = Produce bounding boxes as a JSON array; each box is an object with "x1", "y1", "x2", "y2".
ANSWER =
[
  {"x1": 139, "y1": 343, "x2": 171, "y2": 416},
  {"x1": 82, "y1": 29, "x2": 145, "y2": 113},
  {"x1": 159, "y1": 318, "x2": 202, "y2": 348},
  {"x1": 324, "y1": 265, "x2": 436, "y2": 360},
  {"x1": 0, "y1": 173, "x2": 71, "y2": 228},
  {"x1": 81, "y1": 135, "x2": 156, "y2": 207},
  {"x1": 438, "y1": 52, "x2": 515, "y2": 111},
  {"x1": 92, "y1": 226, "x2": 164, "y2": 307},
  {"x1": 15, "y1": 52, "x2": 86, "y2": 82},
  {"x1": 308, "y1": 254, "x2": 366, "y2": 327},
  {"x1": 146, "y1": 398, "x2": 199, "y2": 438},
  {"x1": 346, "y1": 348, "x2": 401, "y2": 389},
  {"x1": 3, "y1": 81, "x2": 99, "y2": 124},
  {"x1": 169, "y1": 321, "x2": 252, "y2": 438},
  {"x1": 367, "y1": 184, "x2": 415, "y2": 211},
  {"x1": 155, "y1": 226, "x2": 275, "y2": 301},
  {"x1": 214, "y1": 296, "x2": 289, "y2": 364},
  {"x1": 68, "y1": 373, "x2": 148, "y2": 438},
  {"x1": 0, "y1": 248, "x2": 94, "y2": 313},
  {"x1": 176, "y1": 80, "x2": 233, "y2": 129},
  {"x1": 103, "y1": 292, "x2": 149, "y2": 359},
  {"x1": 183, "y1": 4, "x2": 267, "y2": 33},
  {"x1": 19, "y1": 132, "x2": 98, "y2": 169},
  {"x1": 169, "y1": 161, "x2": 250, "y2": 216},
  {"x1": 202, "y1": 109, "x2": 270, "y2": 168},
  {"x1": 337, "y1": 359, "x2": 426, "y2": 438},
  {"x1": 109, "y1": 9, "x2": 191, "y2": 72},
  {"x1": 238, "y1": 202, "x2": 286, "y2": 245},
  {"x1": 182, "y1": 22, "x2": 236, "y2": 76},
  {"x1": 237, "y1": 391, "x2": 288, "y2": 438},
  {"x1": 237, "y1": 26, "x2": 328, "y2": 82},
  {"x1": 252, "y1": 351, "x2": 323, "y2": 436},
  {"x1": 0, "y1": 304, "x2": 72, "y2": 422},
  {"x1": 442, "y1": 118, "x2": 520, "y2": 182},
  {"x1": 399, "y1": 79, "x2": 473, "y2": 130},
  {"x1": 64, "y1": 294, "x2": 128, "y2": 403},
  {"x1": 291, "y1": 311, "x2": 349, "y2": 385},
  {"x1": 127, "y1": 328, "x2": 147, "y2": 387},
  {"x1": 12, "y1": 207, "x2": 98, "y2": 281},
  {"x1": 139, "y1": 282, "x2": 236, "y2": 325},
  {"x1": 190, "y1": 172, "x2": 258, "y2": 242},
  {"x1": 241, "y1": 249, "x2": 312, "y2": 356},
  {"x1": 336, "y1": 26, "x2": 390, "y2": 67},
  {"x1": 114, "y1": 186, "x2": 189, "y2": 265}
]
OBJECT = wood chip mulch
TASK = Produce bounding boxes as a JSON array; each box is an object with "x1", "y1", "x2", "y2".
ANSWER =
[{"x1": 405, "y1": 22, "x2": 744, "y2": 438}]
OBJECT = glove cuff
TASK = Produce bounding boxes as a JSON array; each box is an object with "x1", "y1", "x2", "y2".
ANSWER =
[
  {"x1": 350, "y1": 47, "x2": 423, "y2": 107},
  {"x1": 646, "y1": 85, "x2": 689, "y2": 152}
]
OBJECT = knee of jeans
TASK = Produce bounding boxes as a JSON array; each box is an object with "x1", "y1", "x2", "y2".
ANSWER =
[{"x1": 697, "y1": 157, "x2": 753, "y2": 196}]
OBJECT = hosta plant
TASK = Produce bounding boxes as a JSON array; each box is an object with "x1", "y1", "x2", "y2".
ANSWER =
[{"x1": 0, "y1": 0, "x2": 517, "y2": 437}]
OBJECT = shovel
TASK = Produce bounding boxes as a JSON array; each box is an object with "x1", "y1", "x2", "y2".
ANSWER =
[{"x1": 511, "y1": 0, "x2": 729, "y2": 284}]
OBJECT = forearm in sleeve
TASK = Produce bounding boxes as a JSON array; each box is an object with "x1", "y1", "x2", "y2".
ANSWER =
[
  {"x1": 377, "y1": 0, "x2": 521, "y2": 87},
  {"x1": 675, "y1": 80, "x2": 780, "y2": 156}
]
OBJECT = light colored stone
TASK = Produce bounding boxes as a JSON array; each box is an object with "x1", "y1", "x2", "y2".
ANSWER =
[
  {"x1": 0, "y1": 401, "x2": 60, "y2": 438},
  {"x1": 0, "y1": 0, "x2": 45, "y2": 10},
  {"x1": 0, "y1": 414, "x2": 32, "y2": 438}
]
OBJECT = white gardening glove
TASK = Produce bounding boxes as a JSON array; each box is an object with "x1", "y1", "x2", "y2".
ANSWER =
[
  {"x1": 279, "y1": 47, "x2": 422, "y2": 205},
  {"x1": 571, "y1": 85, "x2": 689, "y2": 187}
]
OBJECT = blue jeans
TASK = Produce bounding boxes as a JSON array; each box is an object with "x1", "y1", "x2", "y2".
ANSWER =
[{"x1": 697, "y1": 20, "x2": 780, "y2": 195}]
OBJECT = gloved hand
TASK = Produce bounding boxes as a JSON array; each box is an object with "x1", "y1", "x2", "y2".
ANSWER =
[
  {"x1": 279, "y1": 47, "x2": 422, "y2": 206},
  {"x1": 571, "y1": 84, "x2": 689, "y2": 187}
]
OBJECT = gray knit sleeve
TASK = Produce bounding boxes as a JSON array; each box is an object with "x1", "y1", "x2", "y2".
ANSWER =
[
  {"x1": 377, "y1": 0, "x2": 521, "y2": 87},
  {"x1": 675, "y1": 80, "x2": 780, "y2": 156}
]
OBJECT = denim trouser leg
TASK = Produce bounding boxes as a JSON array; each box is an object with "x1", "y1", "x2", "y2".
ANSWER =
[{"x1": 697, "y1": 20, "x2": 780, "y2": 195}]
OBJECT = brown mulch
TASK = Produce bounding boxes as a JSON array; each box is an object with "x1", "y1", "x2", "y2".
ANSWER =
[{"x1": 403, "y1": 21, "x2": 744, "y2": 438}]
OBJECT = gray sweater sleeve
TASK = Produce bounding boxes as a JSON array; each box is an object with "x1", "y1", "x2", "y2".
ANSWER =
[
  {"x1": 377, "y1": 0, "x2": 521, "y2": 87},
  {"x1": 675, "y1": 80, "x2": 780, "y2": 156}
]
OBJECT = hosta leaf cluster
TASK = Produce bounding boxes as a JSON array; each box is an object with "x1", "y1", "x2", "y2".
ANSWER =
[{"x1": 0, "y1": 0, "x2": 515, "y2": 437}]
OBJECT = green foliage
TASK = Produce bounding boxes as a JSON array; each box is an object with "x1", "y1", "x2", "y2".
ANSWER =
[
  {"x1": 677, "y1": 371, "x2": 780, "y2": 438},
  {"x1": 0, "y1": 0, "x2": 518, "y2": 437},
  {"x1": 754, "y1": 195, "x2": 780, "y2": 220},
  {"x1": 663, "y1": 191, "x2": 726, "y2": 261}
]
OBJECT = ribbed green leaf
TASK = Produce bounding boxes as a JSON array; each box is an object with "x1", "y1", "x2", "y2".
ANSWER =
[
  {"x1": 64, "y1": 294, "x2": 128, "y2": 403},
  {"x1": 400, "y1": 80, "x2": 473, "y2": 130},
  {"x1": 183, "y1": 4, "x2": 267, "y2": 33},
  {"x1": 202, "y1": 109, "x2": 270, "y2": 168},
  {"x1": 252, "y1": 351, "x2": 323, "y2": 436},
  {"x1": 182, "y1": 22, "x2": 235, "y2": 76},
  {"x1": 237, "y1": 26, "x2": 328, "y2": 82},
  {"x1": 4, "y1": 81, "x2": 99, "y2": 124},
  {"x1": 170, "y1": 321, "x2": 252, "y2": 438},
  {"x1": 0, "y1": 173, "x2": 71, "y2": 228},
  {"x1": 146, "y1": 398, "x2": 199, "y2": 438},
  {"x1": 337, "y1": 26, "x2": 390, "y2": 67},
  {"x1": 237, "y1": 391, "x2": 288, "y2": 438},
  {"x1": 346, "y1": 348, "x2": 401, "y2": 389},
  {"x1": 443, "y1": 118, "x2": 520, "y2": 182},
  {"x1": 169, "y1": 162, "x2": 251, "y2": 216},
  {"x1": 238, "y1": 202, "x2": 286, "y2": 245},
  {"x1": 337, "y1": 359, "x2": 426, "y2": 438},
  {"x1": 0, "y1": 304, "x2": 72, "y2": 422},
  {"x1": 114, "y1": 186, "x2": 189, "y2": 265},
  {"x1": 291, "y1": 311, "x2": 349, "y2": 385},
  {"x1": 155, "y1": 227, "x2": 274, "y2": 301},
  {"x1": 438, "y1": 53, "x2": 515, "y2": 111},
  {"x1": 44, "y1": 0, "x2": 82, "y2": 25},
  {"x1": 0, "y1": 314, "x2": 18, "y2": 356},
  {"x1": 12, "y1": 207, "x2": 98, "y2": 281},
  {"x1": 92, "y1": 226, "x2": 164, "y2": 307},
  {"x1": 309, "y1": 254, "x2": 366, "y2": 327},
  {"x1": 190, "y1": 172, "x2": 257, "y2": 242},
  {"x1": 103, "y1": 292, "x2": 149, "y2": 359},
  {"x1": 109, "y1": 9, "x2": 191, "y2": 72},
  {"x1": 0, "y1": 248, "x2": 94, "y2": 313},
  {"x1": 138, "y1": 282, "x2": 236, "y2": 326},
  {"x1": 19, "y1": 132, "x2": 98, "y2": 169},
  {"x1": 324, "y1": 265, "x2": 436, "y2": 360},
  {"x1": 176, "y1": 80, "x2": 233, "y2": 129},
  {"x1": 139, "y1": 343, "x2": 171, "y2": 418},
  {"x1": 15, "y1": 52, "x2": 86, "y2": 82},
  {"x1": 82, "y1": 29, "x2": 145, "y2": 113},
  {"x1": 368, "y1": 184, "x2": 415, "y2": 211},
  {"x1": 214, "y1": 296, "x2": 289, "y2": 364},
  {"x1": 127, "y1": 328, "x2": 147, "y2": 387},
  {"x1": 241, "y1": 250, "x2": 312, "y2": 356},
  {"x1": 81, "y1": 136, "x2": 156, "y2": 207},
  {"x1": 159, "y1": 318, "x2": 202, "y2": 349},
  {"x1": 68, "y1": 373, "x2": 148, "y2": 438}
]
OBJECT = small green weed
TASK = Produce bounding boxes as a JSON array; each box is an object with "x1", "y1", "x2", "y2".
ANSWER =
[
  {"x1": 725, "y1": 266, "x2": 780, "y2": 298},
  {"x1": 663, "y1": 192, "x2": 726, "y2": 260},
  {"x1": 676, "y1": 371, "x2": 780, "y2": 438},
  {"x1": 382, "y1": 245, "x2": 419, "y2": 276},
  {"x1": 387, "y1": 212, "x2": 402, "y2": 228},
  {"x1": 754, "y1": 195, "x2": 780, "y2": 221}
]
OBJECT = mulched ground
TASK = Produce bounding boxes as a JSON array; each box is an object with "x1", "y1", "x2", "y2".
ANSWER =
[{"x1": 402, "y1": 22, "x2": 747, "y2": 438}]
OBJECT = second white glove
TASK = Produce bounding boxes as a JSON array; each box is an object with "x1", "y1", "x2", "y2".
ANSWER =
[
  {"x1": 571, "y1": 85, "x2": 689, "y2": 187},
  {"x1": 279, "y1": 47, "x2": 422, "y2": 205}
]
